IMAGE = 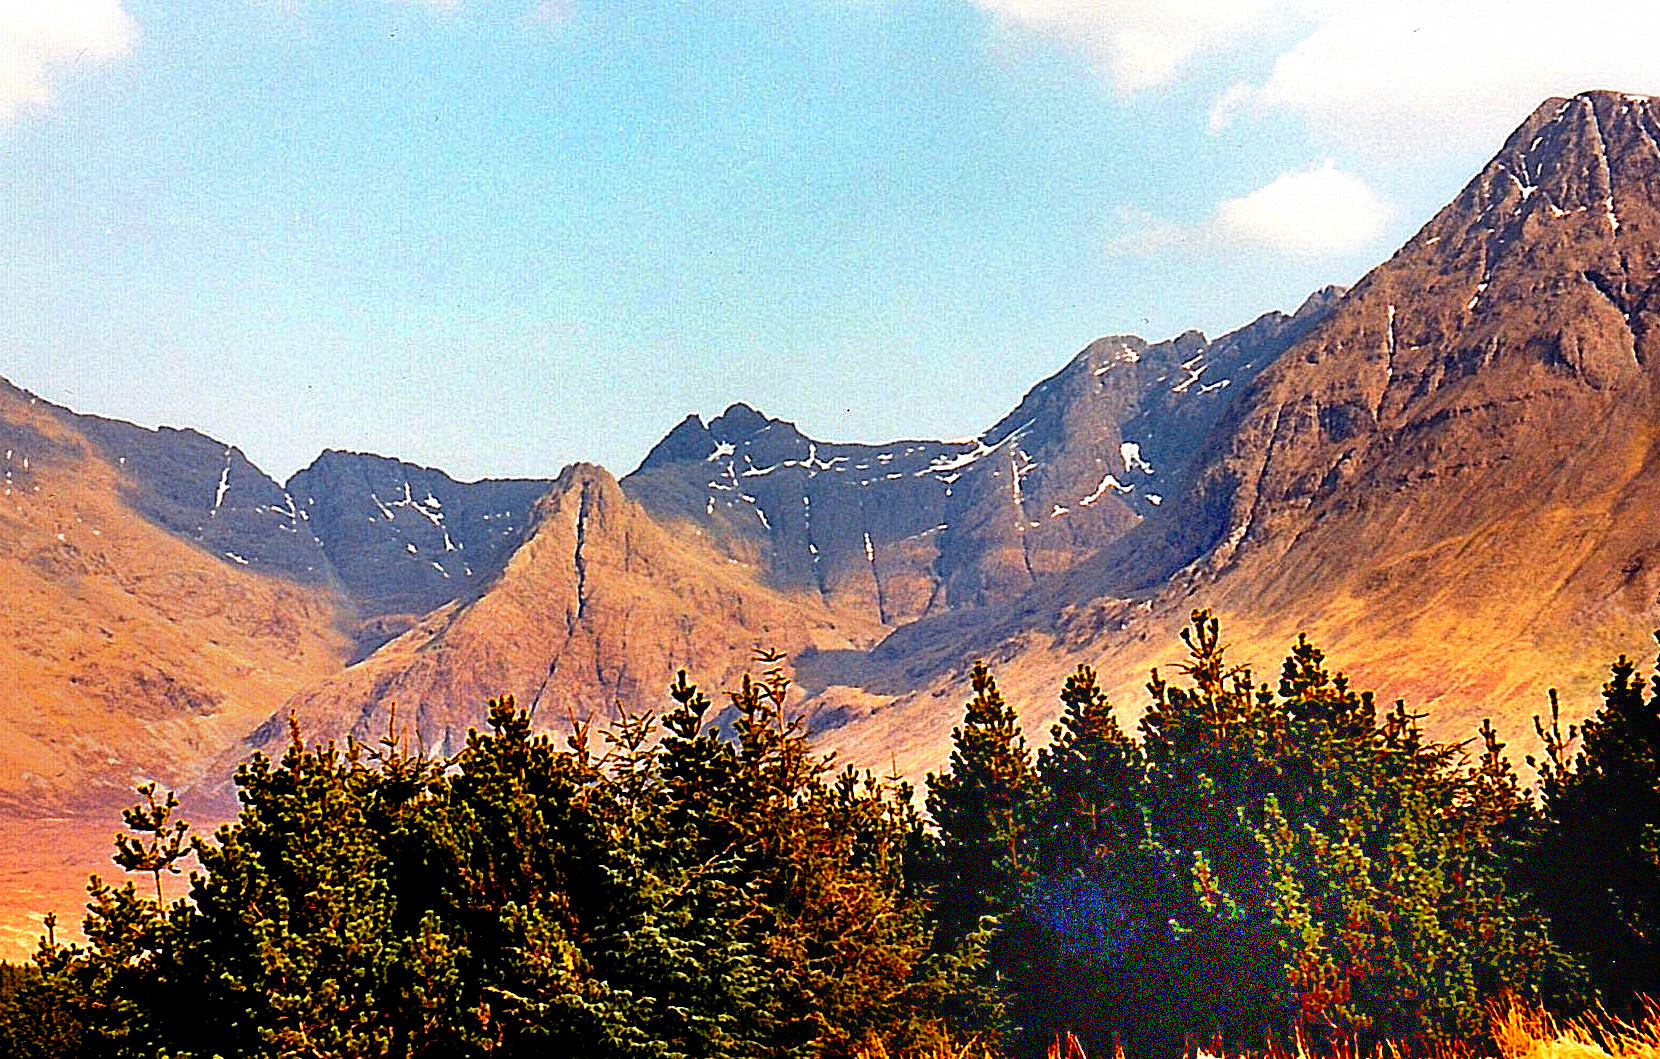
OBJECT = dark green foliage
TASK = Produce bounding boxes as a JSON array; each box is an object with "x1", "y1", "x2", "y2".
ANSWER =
[
  {"x1": 1031, "y1": 665, "x2": 1148, "y2": 881},
  {"x1": 922, "y1": 662, "x2": 1046, "y2": 1050},
  {"x1": 0, "y1": 921, "x2": 85, "y2": 1059},
  {"x1": 1526, "y1": 635, "x2": 1660, "y2": 1010},
  {"x1": 17, "y1": 663, "x2": 956, "y2": 1059},
  {"x1": 925, "y1": 662, "x2": 1041, "y2": 953},
  {"x1": 12, "y1": 620, "x2": 1660, "y2": 1058},
  {"x1": 1002, "y1": 613, "x2": 1575, "y2": 1058},
  {"x1": 1003, "y1": 666, "x2": 1163, "y2": 1056}
]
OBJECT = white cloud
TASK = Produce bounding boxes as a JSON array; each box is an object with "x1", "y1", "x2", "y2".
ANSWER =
[
  {"x1": 1211, "y1": 160, "x2": 1388, "y2": 254},
  {"x1": 971, "y1": 0, "x2": 1660, "y2": 154},
  {"x1": 1213, "y1": 1, "x2": 1660, "y2": 154},
  {"x1": 522, "y1": 1, "x2": 577, "y2": 28},
  {"x1": 0, "y1": 0, "x2": 136, "y2": 122},
  {"x1": 972, "y1": 0, "x2": 1282, "y2": 92},
  {"x1": 1111, "y1": 161, "x2": 1389, "y2": 258}
]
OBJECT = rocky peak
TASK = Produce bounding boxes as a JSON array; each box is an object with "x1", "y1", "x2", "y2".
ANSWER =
[
  {"x1": 286, "y1": 450, "x2": 552, "y2": 630},
  {"x1": 1101, "y1": 90, "x2": 1660, "y2": 597},
  {"x1": 1446, "y1": 91, "x2": 1660, "y2": 243},
  {"x1": 621, "y1": 294, "x2": 1338, "y2": 625},
  {"x1": 634, "y1": 414, "x2": 716, "y2": 471},
  {"x1": 709, "y1": 402, "x2": 776, "y2": 443}
]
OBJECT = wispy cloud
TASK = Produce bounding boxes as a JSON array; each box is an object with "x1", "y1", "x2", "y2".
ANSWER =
[
  {"x1": 1211, "y1": 1, "x2": 1660, "y2": 155},
  {"x1": 0, "y1": 0, "x2": 136, "y2": 122},
  {"x1": 1111, "y1": 161, "x2": 1389, "y2": 259},
  {"x1": 973, "y1": 0, "x2": 1280, "y2": 92},
  {"x1": 969, "y1": 0, "x2": 1660, "y2": 155},
  {"x1": 523, "y1": 0, "x2": 577, "y2": 27}
]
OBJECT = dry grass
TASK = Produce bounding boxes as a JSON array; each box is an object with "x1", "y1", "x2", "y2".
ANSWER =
[
  {"x1": 1489, "y1": 999, "x2": 1660, "y2": 1059},
  {"x1": 856, "y1": 1001, "x2": 1660, "y2": 1059}
]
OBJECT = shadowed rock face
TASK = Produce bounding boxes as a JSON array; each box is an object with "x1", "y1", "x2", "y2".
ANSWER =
[
  {"x1": 0, "y1": 379, "x2": 351, "y2": 814},
  {"x1": 31, "y1": 391, "x2": 557, "y2": 637},
  {"x1": 621, "y1": 291, "x2": 1339, "y2": 626},
  {"x1": 258, "y1": 463, "x2": 884, "y2": 761},
  {"x1": 17, "y1": 89, "x2": 1660, "y2": 961},
  {"x1": 285, "y1": 451, "x2": 551, "y2": 630},
  {"x1": 39, "y1": 399, "x2": 333, "y2": 582},
  {"x1": 802, "y1": 91, "x2": 1660, "y2": 786}
]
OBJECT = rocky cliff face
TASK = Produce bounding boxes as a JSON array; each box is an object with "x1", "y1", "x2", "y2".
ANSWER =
[
  {"x1": 260, "y1": 463, "x2": 883, "y2": 759},
  {"x1": 44, "y1": 402, "x2": 333, "y2": 582},
  {"x1": 14, "y1": 89, "x2": 1660, "y2": 962},
  {"x1": 0, "y1": 380, "x2": 350, "y2": 813},
  {"x1": 622, "y1": 291, "x2": 1338, "y2": 626},
  {"x1": 285, "y1": 451, "x2": 551, "y2": 648},
  {"x1": 809, "y1": 91, "x2": 1660, "y2": 781}
]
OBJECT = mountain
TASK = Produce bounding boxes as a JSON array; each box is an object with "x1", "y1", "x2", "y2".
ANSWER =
[
  {"x1": 0, "y1": 378, "x2": 358, "y2": 954},
  {"x1": 246, "y1": 293, "x2": 1343, "y2": 788},
  {"x1": 808, "y1": 90, "x2": 1660, "y2": 778},
  {"x1": 0, "y1": 379, "x2": 353, "y2": 811},
  {"x1": 11, "y1": 88, "x2": 1660, "y2": 960},
  {"x1": 261, "y1": 463, "x2": 885, "y2": 759},
  {"x1": 621, "y1": 289, "x2": 1340, "y2": 625},
  {"x1": 284, "y1": 451, "x2": 552, "y2": 654}
]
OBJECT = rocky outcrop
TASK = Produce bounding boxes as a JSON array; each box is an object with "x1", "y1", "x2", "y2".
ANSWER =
[
  {"x1": 622, "y1": 294, "x2": 1337, "y2": 625},
  {"x1": 810, "y1": 92, "x2": 1660, "y2": 781},
  {"x1": 261, "y1": 463, "x2": 883, "y2": 758},
  {"x1": 285, "y1": 451, "x2": 551, "y2": 642},
  {"x1": 0, "y1": 380, "x2": 350, "y2": 813}
]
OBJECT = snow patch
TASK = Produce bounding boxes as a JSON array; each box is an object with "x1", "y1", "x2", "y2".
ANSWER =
[
  {"x1": 1171, "y1": 358, "x2": 1208, "y2": 394},
  {"x1": 209, "y1": 449, "x2": 233, "y2": 518},
  {"x1": 1120, "y1": 442, "x2": 1154, "y2": 475},
  {"x1": 1079, "y1": 474, "x2": 1133, "y2": 506}
]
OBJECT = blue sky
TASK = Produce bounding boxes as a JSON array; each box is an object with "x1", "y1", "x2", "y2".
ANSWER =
[{"x1": 5, "y1": 0, "x2": 1659, "y2": 482}]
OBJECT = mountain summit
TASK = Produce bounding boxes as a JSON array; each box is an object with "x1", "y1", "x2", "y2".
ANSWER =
[
  {"x1": 9, "y1": 90, "x2": 1660, "y2": 957},
  {"x1": 813, "y1": 91, "x2": 1660, "y2": 778}
]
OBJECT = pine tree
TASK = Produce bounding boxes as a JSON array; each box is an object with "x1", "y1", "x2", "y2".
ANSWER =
[
  {"x1": 1527, "y1": 635, "x2": 1660, "y2": 1010},
  {"x1": 1005, "y1": 666, "x2": 1153, "y2": 1057},
  {"x1": 1125, "y1": 611, "x2": 1570, "y2": 1051},
  {"x1": 925, "y1": 662, "x2": 1041, "y2": 954},
  {"x1": 1032, "y1": 665, "x2": 1147, "y2": 880},
  {"x1": 18, "y1": 660, "x2": 958, "y2": 1059}
]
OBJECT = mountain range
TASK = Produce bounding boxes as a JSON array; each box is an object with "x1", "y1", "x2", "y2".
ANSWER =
[{"x1": 5, "y1": 90, "x2": 1660, "y2": 956}]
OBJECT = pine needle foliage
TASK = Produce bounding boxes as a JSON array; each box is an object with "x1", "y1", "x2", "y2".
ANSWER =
[
  {"x1": 926, "y1": 662, "x2": 1042, "y2": 954},
  {"x1": 1003, "y1": 613, "x2": 1576, "y2": 1058},
  {"x1": 1526, "y1": 633, "x2": 1660, "y2": 1010},
  {"x1": 19, "y1": 661, "x2": 961, "y2": 1059},
  {"x1": 13, "y1": 618, "x2": 1660, "y2": 1058}
]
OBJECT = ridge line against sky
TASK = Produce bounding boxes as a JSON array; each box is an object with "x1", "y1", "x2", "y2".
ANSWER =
[{"x1": 3, "y1": 0, "x2": 1658, "y2": 482}]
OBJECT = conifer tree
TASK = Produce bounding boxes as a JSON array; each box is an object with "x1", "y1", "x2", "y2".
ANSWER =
[
  {"x1": 925, "y1": 662, "x2": 1041, "y2": 954},
  {"x1": 1032, "y1": 665, "x2": 1147, "y2": 879},
  {"x1": 1128, "y1": 611, "x2": 1569, "y2": 1051},
  {"x1": 1005, "y1": 666, "x2": 1154, "y2": 1057},
  {"x1": 1527, "y1": 635, "x2": 1660, "y2": 1009},
  {"x1": 16, "y1": 662, "x2": 959, "y2": 1059}
]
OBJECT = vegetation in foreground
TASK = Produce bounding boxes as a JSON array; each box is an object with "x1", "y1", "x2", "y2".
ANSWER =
[{"x1": 1, "y1": 614, "x2": 1658, "y2": 1059}]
